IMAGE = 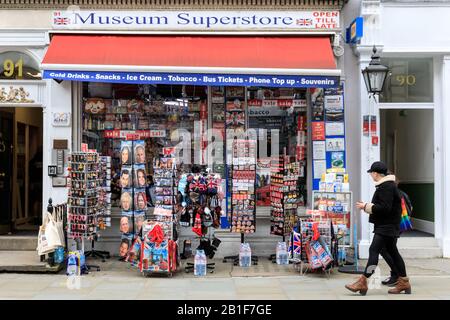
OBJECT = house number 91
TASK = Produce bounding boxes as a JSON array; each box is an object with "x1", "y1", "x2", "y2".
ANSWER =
[
  {"x1": 396, "y1": 75, "x2": 416, "y2": 86},
  {"x1": 2, "y1": 59, "x2": 23, "y2": 78}
]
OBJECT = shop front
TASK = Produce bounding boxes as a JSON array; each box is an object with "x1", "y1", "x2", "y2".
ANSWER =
[{"x1": 38, "y1": 7, "x2": 354, "y2": 266}]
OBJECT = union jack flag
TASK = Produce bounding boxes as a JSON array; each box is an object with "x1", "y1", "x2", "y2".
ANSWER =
[
  {"x1": 53, "y1": 12, "x2": 70, "y2": 25},
  {"x1": 296, "y1": 19, "x2": 313, "y2": 26},
  {"x1": 288, "y1": 231, "x2": 302, "y2": 257},
  {"x1": 54, "y1": 17, "x2": 70, "y2": 25}
]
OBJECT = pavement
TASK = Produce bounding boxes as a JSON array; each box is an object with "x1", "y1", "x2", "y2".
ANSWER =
[{"x1": 1, "y1": 255, "x2": 450, "y2": 300}]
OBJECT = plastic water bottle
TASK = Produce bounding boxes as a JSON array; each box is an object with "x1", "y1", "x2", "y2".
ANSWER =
[
  {"x1": 194, "y1": 249, "x2": 207, "y2": 276},
  {"x1": 239, "y1": 243, "x2": 252, "y2": 267},
  {"x1": 66, "y1": 254, "x2": 79, "y2": 276},
  {"x1": 54, "y1": 247, "x2": 65, "y2": 264},
  {"x1": 276, "y1": 242, "x2": 289, "y2": 265},
  {"x1": 76, "y1": 250, "x2": 87, "y2": 274}
]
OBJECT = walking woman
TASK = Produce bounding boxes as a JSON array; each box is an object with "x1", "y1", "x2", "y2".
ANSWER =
[{"x1": 345, "y1": 161, "x2": 411, "y2": 295}]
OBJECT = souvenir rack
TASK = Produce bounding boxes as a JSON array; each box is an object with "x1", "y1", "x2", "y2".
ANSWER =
[
  {"x1": 269, "y1": 152, "x2": 301, "y2": 262},
  {"x1": 139, "y1": 153, "x2": 178, "y2": 276},
  {"x1": 67, "y1": 151, "x2": 101, "y2": 272},
  {"x1": 312, "y1": 190, "x2": 353, "y2": 267},
  {"x1": 296, "y1": 215, "x2": 335, "y2": 276},
  {"x1": 85, "y1": 155, "x2": 112, "y2": 262},
  {"x1": 223, "y1": 138, "x2": 258, "y2": 265},
  {"x1": 183, "y1": 171, "x2": 223, "y2": 274}
]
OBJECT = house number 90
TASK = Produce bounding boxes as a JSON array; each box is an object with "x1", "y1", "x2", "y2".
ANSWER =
[{"x1": 396, "y1": 75, "x2": 416, "y2": 86}]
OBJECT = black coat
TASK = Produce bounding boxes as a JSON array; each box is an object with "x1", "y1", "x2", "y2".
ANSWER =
[{"x1": 369, "y1": 176, "x2": 402, "y2": 236}]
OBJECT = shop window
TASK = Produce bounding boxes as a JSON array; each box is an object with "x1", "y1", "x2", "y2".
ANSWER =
[
  {"x1": 380, "y1": 58, "x2": 433, "y2": 103},
  {"x1": 0, "y1": 51, "x2": 42, "y2": 80}
]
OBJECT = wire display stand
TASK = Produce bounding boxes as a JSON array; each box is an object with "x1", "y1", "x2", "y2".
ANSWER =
[
  {"x1": 183, "y1": 170, "x2": 223, "y2": 274},
  {"x1": 85, "y1": 155, "x2": 111, "y2": 262},
  {"x1": 137, "y1": 151, "x2": 178, "y2": 277},
  {"x1": 67, "y1": 151, "x2": 102, "y2": 272},
  {"x1": 296, "y1": 213, "x2": 335, "y2": 277},
  {"x1": 269, "y1": 150, "x2": 301, "y2": 263},
  {"x1": 223, "y1": 138, "x2": 258, "y2": 266}
]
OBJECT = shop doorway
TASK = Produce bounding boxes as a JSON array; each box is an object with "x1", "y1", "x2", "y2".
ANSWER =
[
  {"x1": 0, "y1": 111, "x2": 13, "y2": 234},
  {"x1": 0, "y1": 107, "x2": 43, "y2": 235},
  {"x1": 380, "y1": 109, "x2": 435, "y2": 236}
]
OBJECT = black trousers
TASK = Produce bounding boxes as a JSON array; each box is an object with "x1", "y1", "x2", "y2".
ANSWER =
[
  {"x1": 380, "y1": 238, "x2": 399, "y2": 278},
  {"x1": 364, "y1": 233, "x2": 407, "y2": 278}
]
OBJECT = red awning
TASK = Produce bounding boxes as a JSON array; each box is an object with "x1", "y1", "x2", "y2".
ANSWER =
[{"x1": 42, "y1": 35, "x2": 339, "y2": 76}]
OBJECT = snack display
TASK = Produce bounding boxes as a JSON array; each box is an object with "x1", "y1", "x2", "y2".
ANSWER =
[
  {"x1": 230, "y1": 139, "x2": 257, "y2": 234},
  {"x1": 270, "y1": 155, "x2": 301, "y2": 236}
]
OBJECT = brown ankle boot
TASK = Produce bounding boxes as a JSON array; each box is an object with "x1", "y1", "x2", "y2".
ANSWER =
[
  {"x1": 345, "y1": 275, "x2": 368, "y2": 296},
  {"x1": 388, "y1": 277, "x2": 412, "y2": 294}
]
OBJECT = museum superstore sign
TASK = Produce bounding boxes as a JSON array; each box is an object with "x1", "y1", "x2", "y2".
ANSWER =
[
  {"x1": 52, "y1": 10, "x2": 340, "y2": 30},
  {"x1": 43, "y1": 70, "x2": 339, "y2": 88}
]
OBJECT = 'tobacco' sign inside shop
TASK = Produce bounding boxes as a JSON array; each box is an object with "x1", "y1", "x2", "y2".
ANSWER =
[{"x1": 52, "y1": 10, "x2": 340, "y2": 30}]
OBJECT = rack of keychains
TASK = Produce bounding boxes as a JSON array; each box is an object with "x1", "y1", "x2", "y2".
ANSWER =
[{"x1": 67, "y1": 151, "x2": 102, "y2": 271}]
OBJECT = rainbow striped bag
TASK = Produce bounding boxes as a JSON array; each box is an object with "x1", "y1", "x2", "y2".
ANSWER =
[{"x1": 400, "y1": 196, "x2": 413, "y2": 232}]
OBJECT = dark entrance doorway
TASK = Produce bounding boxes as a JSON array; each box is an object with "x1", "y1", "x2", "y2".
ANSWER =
[{"x1": 0, "y1": 110, "x2": 13, "y2": 234}]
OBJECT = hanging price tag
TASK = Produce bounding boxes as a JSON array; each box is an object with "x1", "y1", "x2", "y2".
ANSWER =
[
  {"x1": 372, "y1": 135, "x2": 379, "y2": 146},
  {"x1": 126, "y1": 134, "x2": 140, "y2": 140}
]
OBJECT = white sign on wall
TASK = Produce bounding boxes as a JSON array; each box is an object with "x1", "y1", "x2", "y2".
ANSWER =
[
  {"x1": 52, "y1": 112, "x2": 71, "y2": 126},
  {"x1": 52, "y1": 10, "x2": 340, "y2": 31}
]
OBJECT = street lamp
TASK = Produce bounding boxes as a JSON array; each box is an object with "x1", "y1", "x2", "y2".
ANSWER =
[
  {"x1": 362, "y1": 46, "x2": 390, "y2": 96},
  {"x1": 339, "y1": 46, "x2": 390, "y2": 275}
]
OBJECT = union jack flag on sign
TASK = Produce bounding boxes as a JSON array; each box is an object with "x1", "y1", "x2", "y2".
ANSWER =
[
  {"x1": 53, "y1": 12, "x2": 70, "y2": 25},
  {"x1": 54, "y1": 17, "x2": 70, "y2": 25},
  {"x1": 288, "y1": 231, "x2": 302, "y2": 257},
  {"x1": 296, "y1": 18, "x2": 313, "y2": 26}
]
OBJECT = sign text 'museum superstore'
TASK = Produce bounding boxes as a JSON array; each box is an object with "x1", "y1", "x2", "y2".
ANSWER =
[{"x1": 52, "y1": 10, "x2": 340, "y2": 30}]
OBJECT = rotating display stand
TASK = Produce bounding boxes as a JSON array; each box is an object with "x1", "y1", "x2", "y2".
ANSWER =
[
  {"x1": 67, "y1": 151, "x2": 102, "y2": 272},
  {"x1": 85, "y1": 155, "x2": 112, "y2": 262}
]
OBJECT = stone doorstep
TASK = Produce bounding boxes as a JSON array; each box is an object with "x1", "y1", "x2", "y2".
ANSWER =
[
  {"x1": 0, "y1": 264, "x2": 63, "y2": 274},
  {"x1": 0, "y1": 236, "x2": 38, "y2": 251}
]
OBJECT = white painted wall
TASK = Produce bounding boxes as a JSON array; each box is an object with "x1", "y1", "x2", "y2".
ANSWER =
[
  {"x1": 381, "y1": 4, "x2": 450, "y2": 52},
  {"x1": 342, "y1": 0, "x2": 365, "y2": 253},
  {"x1": 42, "y1": 79, "x2": 72, "y2": 210}
]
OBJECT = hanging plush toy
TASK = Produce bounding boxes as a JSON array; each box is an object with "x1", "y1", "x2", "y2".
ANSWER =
[
  {"x1": 207, "y1": 176, "x2": 218, "y2": 196},
  {"x1": 192, "y1": 210, "x2": 203, "y2": 237},
  {"x1": 312, "y1": 222, "x2": 320, "y2": 241},
  {"x1": 148, "y1": 224, "x2": 164, "y2": 245},
  {"x1": 179, "y1": 202, "x2": 191, "y2": 227},
  {"x1": 202, "y1": 207, "x2": 213, "y2": 228},
  {"x1": 213, "y1": 206, "x2": 222, "y2": 229},
  {"x1": 178, "y1": 174, "x2": 188, "y2": 198}
]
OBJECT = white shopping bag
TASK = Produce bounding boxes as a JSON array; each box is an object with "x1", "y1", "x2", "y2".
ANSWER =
[
  {"x1": 37, "y1": 213, "x2": 54, "y2": 255},
  {"x1": 37, "y1": 212, "x2": 62, "y2": 256},
  {"x1": 53, "y1": 207, "x2": 65, "y2": 248}
]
